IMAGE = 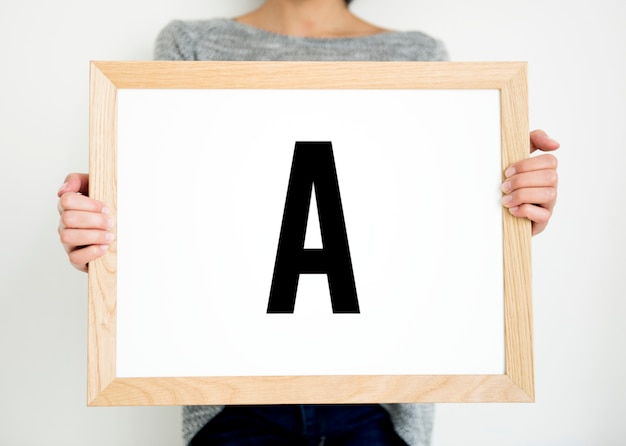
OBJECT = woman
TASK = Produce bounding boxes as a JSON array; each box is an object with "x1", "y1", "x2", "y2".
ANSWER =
[{"x1": 57, "y1": 1, "x2": 559, "y2": 445}]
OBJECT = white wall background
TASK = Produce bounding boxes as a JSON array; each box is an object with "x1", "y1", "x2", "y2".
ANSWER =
[{"x1": 1, "y1": 0, "x2": 624, "y2": 445}]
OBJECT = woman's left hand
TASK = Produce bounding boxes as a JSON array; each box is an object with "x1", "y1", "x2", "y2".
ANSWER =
[{"x1": 501, "y1": 129, "x2": 560, "y2": 236}]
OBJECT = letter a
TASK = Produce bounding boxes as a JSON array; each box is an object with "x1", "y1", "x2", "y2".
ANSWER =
[{"x1": 267, "y1": 142, "x2": 359, "y2": 314}]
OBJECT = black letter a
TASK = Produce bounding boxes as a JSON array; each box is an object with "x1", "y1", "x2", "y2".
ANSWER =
[{"x1": 267, "y1": 142, "x2": 359, "y2": 314}]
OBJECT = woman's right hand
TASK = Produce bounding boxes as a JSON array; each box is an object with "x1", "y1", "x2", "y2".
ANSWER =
[{"x1": 57, "y1": 173, "x2": 114, "y2": 272}]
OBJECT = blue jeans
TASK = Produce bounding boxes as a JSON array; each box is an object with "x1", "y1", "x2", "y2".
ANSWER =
[{"x1": 190, "y1": 404, "x2": 408, "y2": 446}]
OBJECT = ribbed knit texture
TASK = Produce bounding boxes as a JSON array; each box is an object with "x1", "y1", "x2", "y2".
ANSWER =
[
  {"x1": 154, "y1": 17, "x2": 447, "y2": 446},
  {"x1": 155, "y1": 18, "x2": 448, "y2": 62}
]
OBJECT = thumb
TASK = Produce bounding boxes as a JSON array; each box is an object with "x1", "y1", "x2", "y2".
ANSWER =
[
  {"x1": 530, "y1": 129, "x2": 560, "y2": 154},
  {"x1": 57, "y1": 173, "x2": 89, "y2": 197}
]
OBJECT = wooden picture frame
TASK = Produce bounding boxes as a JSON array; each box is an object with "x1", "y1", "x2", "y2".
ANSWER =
[{"x1": 88, "y1": 61, "x2": 532, "y2": 406}]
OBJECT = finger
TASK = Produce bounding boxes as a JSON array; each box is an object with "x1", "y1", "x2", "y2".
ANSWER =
[
  {"x1": 58, "y1": 192, "x2": 109, "y2": 214},
  {"x1": 502, "y1": 186, "x2": 557, "y2": 210},
  {"x1": 530, "y1": 129, "x2": 560, "y2": 154},
  {"x1": 68, "y1": 245, "x2": 110, "y2": 272},
  {"x1": 59, "y1": 228, "x2": 115, "y2": 252},
  {"x1": 507, "y1": 203, "x2": 552, "y2": 236},
  {"x1": 502, "y1": 168, "x2": 558, "y2": 194},
  {"x1": 59, "y1": 209, "x2": 113, "y2": 231},
  {"x1": 505, "y1": 153, "x2": 558, "y2": 177}
]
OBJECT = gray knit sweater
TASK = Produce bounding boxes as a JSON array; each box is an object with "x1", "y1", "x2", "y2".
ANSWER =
[
  {"x1": 155, "y1": 18, "x2": 448, "y2": 62},
  {"x1": 154, "y1": 18, "x2": 447, "y2": 446}
]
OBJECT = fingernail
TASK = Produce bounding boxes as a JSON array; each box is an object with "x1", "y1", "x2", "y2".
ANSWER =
[
  {"x1": 502, "y1": 195, "x2": 513, "y2": 206},
  {"x1": 107, "y1": 218, "x2": 114, "y2": 229},
  {"x1": 102, "y1": 207, "x2": 110, "y2": 215},
  {"x1": 508, "y1": 206, "x2": 519, "y2": 213},
  {"x1": 57, "y1": 182, "x2": 68, "y2": 194},
  {"x1": 501, "y1": 181, "x2": 512, "y2": 193},
  {"x1": 504, "y1": 167, "x2": 516, "y2": 178},
  {"x1": 105, "y1": 232, "x2": 115, "y2": 242},
  {"x1": 100, "y1": 245, "x2": 110, "y2": 252}
]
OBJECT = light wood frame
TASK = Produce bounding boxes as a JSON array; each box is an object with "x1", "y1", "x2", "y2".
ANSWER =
[{"x1": 88, "y1": 61, "x2": 532, "y2": 406}]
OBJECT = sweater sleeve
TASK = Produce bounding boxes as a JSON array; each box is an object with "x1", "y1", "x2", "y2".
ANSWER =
[
  {"x1": 432, "y1": 39, "x2": 450, "y2": 61},
  {"x1": 413, "y1": 33, "x2": 449, "y2": 61},
  {"x1": 154, "y1": 20, "x2": 197, "y2": 61}
]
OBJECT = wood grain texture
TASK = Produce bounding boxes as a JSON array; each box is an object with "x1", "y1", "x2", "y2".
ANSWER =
[
  {"x1": 500, "y1": 64, "x2": 534, "y2": 400},
  {"x1": 88, "y1": 63, "x2": 118, "y2": 404},
  {"x1": 87, "y1": 61, "x2": 533, "y2": 405},
  {"x1": 92, "y1": 61, "x2": 526, "y2": 90},
  {"x1": 89, "y1": 375, "x2": 532, "y2": 406}
]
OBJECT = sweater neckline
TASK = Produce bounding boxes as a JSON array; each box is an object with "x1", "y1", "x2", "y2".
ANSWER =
[{"x1": 225, "y1": 18, "x2": 397, "y2": 42}]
